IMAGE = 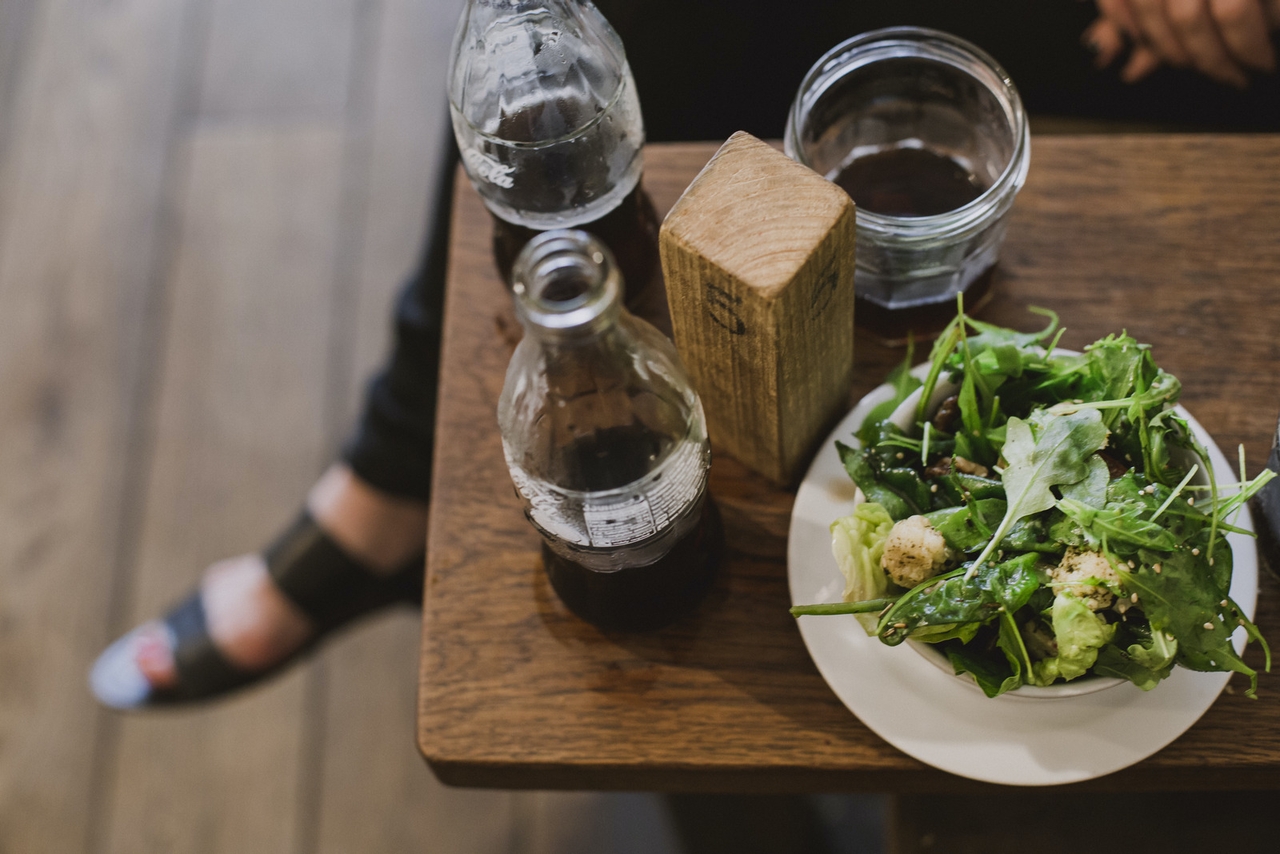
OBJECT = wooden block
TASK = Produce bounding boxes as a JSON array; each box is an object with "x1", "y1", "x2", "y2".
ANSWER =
[{"x1": 659, "y1": 131, "x2": 856, "y2": 485}]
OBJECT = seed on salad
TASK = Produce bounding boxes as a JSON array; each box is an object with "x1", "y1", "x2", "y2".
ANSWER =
[
  {"x1": 1153, "y1": 564, "x2": 1162, "y2": 573},
  {"x1": 1209, "y1": 558, "x2": 1215, "y2": 566},
  {"x1": 1131, "y1": 593, "x2": 1139, "y2": 603},
  {"x1": 1240, "y1": 618, "x2": 1247, "y2": 626},
  {"x1": 1192, "y1": 548, "x2": 1200, "y2": 556},
  {"x1": 1204, "y1": 622, "x2": 1215, "y2": 631},
  {"x1": 895, "y1": 452, "x2": 904, "y2": 460},
  {"x1": 1127, "y1": 560, "x2": 1136, "y2": 568},
  {"x1": 1221, "y1": 600, "x2": 1229, "y2": 608},
  {"x1": 894, "y1": 622, "x2": 907, "y2": 629},
  {"x1": 930, "y1": 484, "x2": 938, "y2": 493},
  {"x1": 1187, "y1": 497, "x2": 1195, "y2": 506}
]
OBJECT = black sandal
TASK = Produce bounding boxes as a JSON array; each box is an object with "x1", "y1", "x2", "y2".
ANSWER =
[{"x1": 89, "y1": 510, "x2": 423, "y2": 709}]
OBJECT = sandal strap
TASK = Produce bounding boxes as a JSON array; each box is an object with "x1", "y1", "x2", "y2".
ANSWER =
[
  {"x1": 264, "y1": 510, "x2": 423, "y2": 631},
  {"x1": 164, "y1": 594, "x2": 257, "y2": 701}
]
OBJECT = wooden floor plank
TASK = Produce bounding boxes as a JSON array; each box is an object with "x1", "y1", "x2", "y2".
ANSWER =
[
  {"x1": 0, "y1": 0, "x2": 200, "y2": 851},
  {"x1": 197, "y1": 0, "x2": 360, "y2": 123},
  {"x1": 102, "y1": 125, "x2": 347, "y2": 854},
  {"x1": 311, "y1": 1, "x2": 522, "y2": 850}
]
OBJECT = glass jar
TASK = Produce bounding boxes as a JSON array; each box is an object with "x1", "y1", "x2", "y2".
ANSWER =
[
  {"x1": 784, "y1": 27, "x2": 1030, "y2": 344},
  {"x1": 498, "y1": 229, "x2": 721, "y2": 630}
]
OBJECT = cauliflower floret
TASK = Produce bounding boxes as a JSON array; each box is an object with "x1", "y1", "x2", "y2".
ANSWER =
[
  {"x1": 880, "y1": 515, "x2": 951, "y2": 588},
  {"x1": 1049, "y1": 547, "x2": 1121, "y2": 611}
]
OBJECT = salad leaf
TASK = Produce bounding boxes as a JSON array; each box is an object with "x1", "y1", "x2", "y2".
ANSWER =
[
  {"x1": 857, "y1": 343, "x2": 921, "y2": 446},
  {"x1": 947, "y1": 640, "x2": 1021, "y2": 698},
  {"x1": 831, "y1": 502, "x2": 895, "y2": 605},
  {"x1": 964, "y1": 408, "x2": 1110, "y2": 578},
  {"x1": 1030, "y1": 594, "x2": 1116, "y2": 685},
  {"x1": 1121, "y1": 550, "x2": 1260, "y2": 696},
  {"x1": 876, "y1": 552, "x2": 1041, "y2": 646},
  {"x1": 837, "y1": 442, "x2": 932, "y2": 521},
  {"x1": 1059, "y1": 455, "x2": 1110, "y2": 508},
  {"x1": 1094, "y1": 628, "x2": 1178, "y2": 691},
  {"x1": 1056, "y1": 496, "x2": 1179, "y2": 553},
  {"x1": 925, "y1": 500, "x2": 1006, "y2": 553}
]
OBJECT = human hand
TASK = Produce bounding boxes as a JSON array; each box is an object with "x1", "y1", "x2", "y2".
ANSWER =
[{"x1": 1085, "y1": 0, "x2": 1279, "y2": 87}]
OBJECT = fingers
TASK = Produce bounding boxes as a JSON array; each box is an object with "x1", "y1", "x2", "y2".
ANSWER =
[
  {"x1": 1122, "y1": 43, "x2": 1165, "y2": 80},
  {"x1": 1083, "y1": 17, "x2": 1129, "y2": 67},
  {"x1": 1127, "y1": 0, "x2": 1195, "y2": 65},
  {"x1": 1097, "y1": 0, "x2": 1142, "y2": 34},
  {"x1": 1168, "y1": 0, "x2": 1251, "y2": 85},
  {"x1": 1208, "y1": 0, "x2": 1276, "y2": 72}
]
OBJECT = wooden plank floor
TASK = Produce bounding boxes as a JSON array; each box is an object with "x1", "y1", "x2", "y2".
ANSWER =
[{"x1": 0, "y1": 0, "x2": 684, "y2": 850}]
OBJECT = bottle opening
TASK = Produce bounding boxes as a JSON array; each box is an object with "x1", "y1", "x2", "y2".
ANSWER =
[
  {"x1": 528, "y1": 253, "x2": 603, "y2": 309},
  {"x1": 512, "y1": 230, "x2": 621, "y2": 332}
]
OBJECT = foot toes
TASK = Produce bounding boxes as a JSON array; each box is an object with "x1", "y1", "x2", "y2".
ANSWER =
[{"x1": 89, "y1": 623, "x2": 176, "y2": 710}]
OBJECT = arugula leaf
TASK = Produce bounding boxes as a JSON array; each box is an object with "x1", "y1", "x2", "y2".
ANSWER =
[
  {"x1": 965, "y1": 408, "x2": 1110, "y2": 578},
  {"x1": 1059, "y1": 455, "x2": 1110, "y2": 508},
  {"x1": 1056, "y1": 496, "x2": 1179, "y2": 554}
]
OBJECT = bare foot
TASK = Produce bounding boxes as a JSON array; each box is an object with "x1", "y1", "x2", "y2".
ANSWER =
[{"x1": 92, "y1": 464, "x2": 428, "y2": 705}]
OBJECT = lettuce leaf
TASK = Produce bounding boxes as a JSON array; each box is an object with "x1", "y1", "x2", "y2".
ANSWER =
[
  {"x1": 831, "y1": 502, "x2": 895, "y2": 604},
  {"x1": 1031, "y1": 593, "x2": 1116, "y2": 685}
]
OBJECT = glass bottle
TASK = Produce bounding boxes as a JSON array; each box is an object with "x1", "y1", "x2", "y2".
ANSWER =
[
  {"x1": 498, "y1": 230, "x2": 721, "y2": 631},
  {"x1": 448, "y1": 0, "x2": 662, "y2": 312}
]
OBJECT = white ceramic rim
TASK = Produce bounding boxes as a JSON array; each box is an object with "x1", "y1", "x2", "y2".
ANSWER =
[{"x1": 787, "y1": 360, "x2": 1259, "y2": 785}]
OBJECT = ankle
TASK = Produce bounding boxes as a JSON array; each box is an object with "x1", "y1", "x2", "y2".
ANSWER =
[{"x1": 306, "y1": 465, "x2": 427, "y2": 574}]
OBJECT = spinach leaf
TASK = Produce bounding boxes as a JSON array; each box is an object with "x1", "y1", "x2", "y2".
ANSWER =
[
  {"x1": 876, "y1": 552, "x2": 1042, "y2": 646},
  {"x1": 1093, "y1": 627, "x2": 1178, "y2": 691},
  {"x1": 925, "y1": 500, "x2": 1007, "y2": 553},
  {"x1": 1122, "y1": 549, "x2": 1260, "y2": 697},
  {"x1": 946, "y1": 641, "x2": 1021, "y2": 698},
  {"x1": 837, "y1": 442, "x2": 928, "y2": 521}
]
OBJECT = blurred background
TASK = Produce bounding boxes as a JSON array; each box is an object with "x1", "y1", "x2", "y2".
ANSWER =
[{"x1": 0, "y1": 0, "x2": 1274, "y2": 851}]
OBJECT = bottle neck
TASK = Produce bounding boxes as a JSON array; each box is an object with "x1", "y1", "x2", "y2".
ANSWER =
[{"x1": 513, "y1": 230, "x2": 624, "y2": 343}]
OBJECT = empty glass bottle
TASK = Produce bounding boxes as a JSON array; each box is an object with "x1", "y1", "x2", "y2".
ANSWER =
[
  {"x1": 448, "y1": 0, "x2": 661, "y2": 308},
  {"x1": 498, "y1": 230, "x2": 720, "y2": 631}
]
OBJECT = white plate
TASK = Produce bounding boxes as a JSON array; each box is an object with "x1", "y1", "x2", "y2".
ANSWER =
[{"x1": 787, "y1": 364, "x2": 1259, "y2": 786}]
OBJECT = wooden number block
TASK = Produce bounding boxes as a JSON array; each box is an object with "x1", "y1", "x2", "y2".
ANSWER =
[{"x1": 659, "y1": 131, "x2": 857, "y2": 485}]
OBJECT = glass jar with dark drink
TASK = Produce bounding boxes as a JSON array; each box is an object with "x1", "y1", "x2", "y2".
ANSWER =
[
  {"x1": 498, "y1": 230, "x2": 721, "y2": 631},
  {"x1": 785, "y1": 27, "x2": 1030, "y2": 344},
  {"x1": 447, "y1": 0, "x2": 662, "y2": 318}
]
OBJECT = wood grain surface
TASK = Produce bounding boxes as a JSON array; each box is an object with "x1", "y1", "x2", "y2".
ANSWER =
[
  {"x1": 419, "y1": 136, "x2": 1280, "y2": 793},
  {"x1": 662, "y1": 132, "x2": 858, "y2": 485}
]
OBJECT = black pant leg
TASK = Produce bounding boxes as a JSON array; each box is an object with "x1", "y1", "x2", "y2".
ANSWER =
[{"x1": 341, "y1": 132, "x2": 459, "y2": 503}]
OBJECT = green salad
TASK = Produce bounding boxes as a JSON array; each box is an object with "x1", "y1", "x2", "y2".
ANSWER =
[{"x1": 792, "y1": 307, "x2": 1273, "y2": 698}]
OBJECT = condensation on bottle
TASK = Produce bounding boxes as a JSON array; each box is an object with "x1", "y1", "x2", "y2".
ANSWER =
[{"x1": 447, "y1": 0, "x2": 662, "y2": 313}]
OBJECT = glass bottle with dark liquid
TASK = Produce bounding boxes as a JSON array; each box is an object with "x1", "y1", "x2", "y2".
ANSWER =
[
  {"x1": 833, "y1": 146, "x2": 996, "y2": 341},
  {"x1": 498, "y1": 231, "x2": 721, "y2": 631},
  {"x1": 448, "y1": 0, "x2": 665, "y2": 322}
]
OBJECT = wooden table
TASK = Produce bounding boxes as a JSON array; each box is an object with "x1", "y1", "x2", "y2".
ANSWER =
[{"x1": 418, "y1": 137, "x2": 1280, "y2": 793}]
